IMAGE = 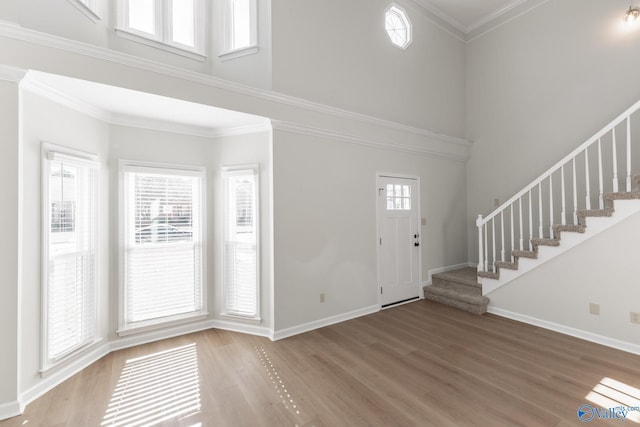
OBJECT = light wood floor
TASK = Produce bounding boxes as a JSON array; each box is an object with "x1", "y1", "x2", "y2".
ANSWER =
[{"x1": 3, "y1": 300, "x2": 640, "y2": 426}]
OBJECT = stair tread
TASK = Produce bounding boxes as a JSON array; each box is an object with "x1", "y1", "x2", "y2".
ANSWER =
[
  {"x1": 605, "y1": 191, "x2": 640, "y2": 200},
  {"x1": 512, "y1": 250, "x2": 537, "y2": 259},
  {"x1": 423, "y1": 284, "x2": 489, "y2": 305},
  {"x1": 532, "y1": 238, "x2": 560, "y2": 247},
  {"x1": 432, "y1": 267, "x2": 481, "y2": 287}
]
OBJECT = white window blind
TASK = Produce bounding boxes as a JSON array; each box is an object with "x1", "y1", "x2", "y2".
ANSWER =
[
  {"x1": 122, "y1": 164, "x2": 205, "y2": 329},
  {"x1": 223, "y1": 167, "x2": 259, "y2": 318},
  {"x1": 43, "y1": 151, "x2": 99, "y2": 364}
]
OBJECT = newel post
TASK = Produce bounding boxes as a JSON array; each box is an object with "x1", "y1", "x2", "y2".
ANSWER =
[{"x1": 476, "y1": 214, "x2": 484, "y2": 273}]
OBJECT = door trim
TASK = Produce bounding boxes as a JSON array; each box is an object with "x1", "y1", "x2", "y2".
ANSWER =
[{"x1": 375, "y1": 172, "x2": 422, "y2": 308}]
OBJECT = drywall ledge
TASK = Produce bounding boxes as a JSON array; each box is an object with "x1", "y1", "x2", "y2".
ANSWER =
[{"x1": 0, "y1": 22, "x2": 472, "y2": 161}]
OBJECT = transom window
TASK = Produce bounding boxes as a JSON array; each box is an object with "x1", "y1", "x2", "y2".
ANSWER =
[
  {"x1": 219, "y1": 0, "x2": 258, "y2": 60},
  {"x1": 117, "y1": 0, "x2": 205, "y2": 59},
  {"x1": 386, "y1": 184, "x2": 412, "y2": 210},
  {"x1": 67, "y1": 0, "x2": 102, "y2": 22},
  {"x1": 385, "y1": 4, "x2": 412, "y2": 50}
]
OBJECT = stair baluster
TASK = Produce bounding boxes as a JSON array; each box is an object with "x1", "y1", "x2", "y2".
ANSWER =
[{"x1": 475, "y1": 98, "x2": 640, "y2": 288}]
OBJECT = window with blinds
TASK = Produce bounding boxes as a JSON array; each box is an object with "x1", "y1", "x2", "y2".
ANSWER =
[
  {"x1": 222, "y1": 167, "x2": 259, "y2": 319},
  {"x1": 43, "y1": 149, "x2": 99, "y2": 366},
  {"x1": 121, "y1": 162, "x2": 206, "y2": 332}
]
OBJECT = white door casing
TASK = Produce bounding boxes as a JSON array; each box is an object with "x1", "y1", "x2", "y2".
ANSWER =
[{"x1": 376, "y1": 175, "x2": 421, "y2": 307}]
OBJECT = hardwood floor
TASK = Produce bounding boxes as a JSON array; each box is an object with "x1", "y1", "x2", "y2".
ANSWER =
[{"x1": 3, "y1": 300, "x2": 640, "y2": 426}]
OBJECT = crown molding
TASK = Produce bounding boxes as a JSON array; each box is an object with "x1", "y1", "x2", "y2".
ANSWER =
[
  {"x1": 0, "y1": 21, "x2": 471, "y2": 151},
  {"x1": 0, "y1": 64, "x2": 27, "y2": 82},
  {"x1": 271, "y1": 120, "x2": 470, "y2": 162},
  {"x1": 465, "y1": 0, "x2": 549, "y2": 42},
  {"x1": 21, "y1": 72, "x2": 272, "y2": 138},
  {"x1": 21, "y1": 75, "x2": 110, "y2": 122},
  {"x1": 410, "y1": 0, "x2": 549, "y2": 42}
]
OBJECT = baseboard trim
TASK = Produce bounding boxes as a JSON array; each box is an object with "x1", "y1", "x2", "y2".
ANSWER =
[
  {"x1": 21, "y1": 342, "x2": 110, "y2": 413},
  {"x1": 0, "y1": 400, "x2": 23, "y2": 422},
  {"x1": 110, "y1": 319, "x2": 214, "y2": 352},
  {"x1": 208, "y1": 319, "x2": 273, "y2": 340},
  {"x1": 488, "y1": 306, "x2": 640, "y2": 356},
  {"x1": 272, "y1": 305, "x2": 379, "y2": 341}
]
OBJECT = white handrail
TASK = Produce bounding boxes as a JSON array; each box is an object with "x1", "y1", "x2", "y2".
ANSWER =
[
  {"x1": 477, "y1": 97, "x2": 640, "y2": 274},
  {"x1": 480, "y1": 97, "x2": 640, "y2": 225}
]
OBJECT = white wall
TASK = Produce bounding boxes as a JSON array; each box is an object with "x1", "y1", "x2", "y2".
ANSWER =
[
  {"x1": 488, "y1": 209, "x2": 640, "y2": 350},
  {"x1": 0, "y1": 79, "x2": 21, "y2": 412},
  {"x1": 272, "y1": 129, "x2": 468, "y2": 331},
  {"x1": 271, "y1": 0, "x2": 466, "y2": 136},
  {"x1": 20, "y1": 90, "x2": 111, "y2": 393},
  {"x1": 17, "y1": 0, "x2": 109, "y2": 46},
  {"x1": 466, "y1": 0, "x2": 640, "y2": 261}
]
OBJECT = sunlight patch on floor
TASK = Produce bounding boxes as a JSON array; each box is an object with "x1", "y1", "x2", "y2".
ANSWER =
[
  {"x1": 255, "y1": 346, "x2": 302, "y2": 418},
  {"x1": 102, "y1": 343, "x2": 201, "y2": 427},
  {"x1": 586, "y1": 377, "x2": 640, "y2": 423}
]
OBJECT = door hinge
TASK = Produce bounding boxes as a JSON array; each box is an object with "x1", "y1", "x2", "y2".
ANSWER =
[
  {"x1": 380, "y1": 287, "x2": 383, "y2": 295},
  {"x1": 379, "y1": 237, "x2": 382, "y2": 245}
]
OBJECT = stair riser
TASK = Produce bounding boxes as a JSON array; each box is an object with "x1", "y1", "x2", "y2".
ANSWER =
[
  {"x1": 432, "y1": 278, "x2": 482, "y2": 295},
  {"x1": 424, "y1": 292, "x2": 488, "y2": 314}
]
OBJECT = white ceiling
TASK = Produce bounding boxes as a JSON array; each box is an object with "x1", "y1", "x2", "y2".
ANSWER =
[
  {"x1": 23, "y1": 70, "x2": 270, "y2": 137},
  {"x1": 414, "y1": 0, "x2": 531, "y2": 34}
]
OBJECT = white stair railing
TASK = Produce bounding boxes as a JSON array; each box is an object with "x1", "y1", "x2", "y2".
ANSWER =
[{"x1": 477, "y1": 99, "x2": 640, "y2": 275}]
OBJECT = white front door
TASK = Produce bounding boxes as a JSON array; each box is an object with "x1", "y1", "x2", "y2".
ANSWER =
[{"x1": 377, "y1": 176, "x2": 421, "y2": 307}]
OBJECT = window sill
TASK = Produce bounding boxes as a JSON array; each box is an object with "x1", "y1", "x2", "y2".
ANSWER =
[
  {"x1": 118, "y1": 311, "x2": 209, "y2": 337},
  {"x1": 115, "y1": 28, "x2": 206, "y2": 62},
  {"x1": 67, "y1": 0, "x2": 101, "y2": 23},
  {"x1": 219, "y1": 313, "x2": 262, "y2": 324},
  {"x1": 40, "y1": 337, "x2": 105, "y2": 378},
  {"x1": 218, "y1": 45, "x2": 259, "y2": 62}
]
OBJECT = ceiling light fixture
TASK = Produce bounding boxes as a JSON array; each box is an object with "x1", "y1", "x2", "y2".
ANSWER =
[{"x1": 624, "y1": 6, "x2": 640, "y2": 24}]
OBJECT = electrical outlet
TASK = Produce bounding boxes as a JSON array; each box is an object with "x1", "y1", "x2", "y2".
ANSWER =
[
  {"x1": 320, "y1": 293, "x2": 325, "y2": 303},
  {"x1": 421, "y1": 218, "x2": 427, "y2": 226},
  {"x1": 630, "y1": 312, "x2": 640, "y2": 324},
  {"x1": 494, "y1": 198, "x2": 500, "y2": 207},
  {"x1": 589, "y1": 303, "x2": 600, "y2": 315}
]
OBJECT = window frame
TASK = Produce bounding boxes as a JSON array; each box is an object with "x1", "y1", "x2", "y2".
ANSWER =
[
  {"x1": 118, "y1": 160, "x2": 208, "y2": 336},
  {"x1": 116, "y1": 0, "x2": 206, "y2": 61},
  {"x1": 384, "y1": 4, "x2": 412, "y2": 50},
  {"x1": 221, "y1": 165, "x2": 260, "y2": 322},
  {"x1": 218, "y1": 0, "x2": 259, "y2": 61},
  {"x1": 67, "y1": 0, "x2": 102, "y2": 23},
  {"x1": 40, "y1": 143, "x2": 101, "y2": 373}
]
